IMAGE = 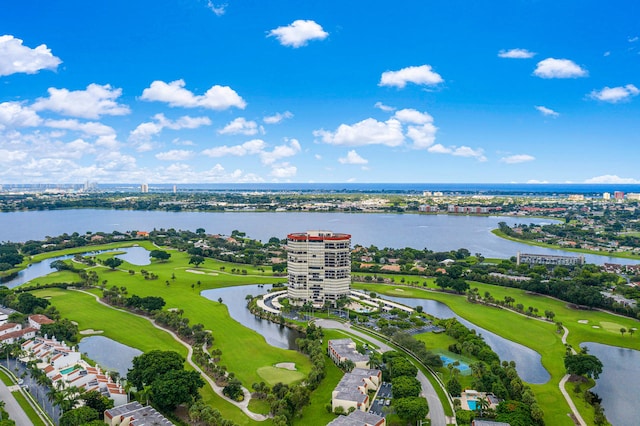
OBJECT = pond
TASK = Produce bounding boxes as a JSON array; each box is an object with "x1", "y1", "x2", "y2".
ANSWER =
[
  {"x1": 78, "y1": 335, "x2": 143, "y2": 377},
  {"x1": 2, "y1": 246, "x2": 150, "y2": 289},
  {"x1": 381, "y1": 295, "x2": 550, "y2": 384},
  {"x1": 200, "y1": 284, "x2": 303, "y2": 350},
  {"x1": 583, "y1": 342, "x2": 640, "y2": 426}
]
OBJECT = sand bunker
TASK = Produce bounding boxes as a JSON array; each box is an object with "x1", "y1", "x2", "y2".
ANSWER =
[
  {"x1": 275, "y1": 362, "x2": 296, "y2": 371},
  {"x1": 186, "y1": 269, "x2": 218, "y2": 276},
  {"x1": 79, "y1": 329, "x2": 104, "y2": 335},
  {"x1": 578, "y1": 320, "x2": 589, "y2": 324},
  {"x1": 592, "y1": 326, "x2": 601, "y2": 329},
  {"x1": 394, "y1": 288, "x2": 404, "y2": 292}
]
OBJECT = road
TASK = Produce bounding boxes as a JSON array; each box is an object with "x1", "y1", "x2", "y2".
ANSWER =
[
  {"x1": 313, "y1": 319, "x2": 448, "y2": 426},
  {"x1": 0, "y1": 372, "x2": 32, "y2": 426}
]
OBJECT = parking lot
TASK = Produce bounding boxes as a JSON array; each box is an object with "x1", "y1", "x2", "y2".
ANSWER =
[{"x1": 377, "y1": 382, "x2": 392, "y2": 398}]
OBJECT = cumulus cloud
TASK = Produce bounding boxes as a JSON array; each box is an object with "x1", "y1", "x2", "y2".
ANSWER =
[
  {"x1": 32, "y1": 84, "x2": 130, "y2": 119},
  {"x1": 374, "y1": 102, "x2": 395, "y2": 112},
  {"x1": 155, "y1": 150, "x2": 194, "y2": 161},
  {"x1": 0, "y1": 35, "x2": 61, "y2": 76},
  {"x1": 0, "y1": 149, "x2": 28, "y2": 163},
  {"x1": 379, "y1": 65, "x2": 443, "y2": 88},
  {"x1": 314, "y1": 118, "x2": 404, "y2": 147},
  {"x1": 44, "y1": 119, "x2": 116, "y2": 137},
  {"x1": 498, "y1": 48, "x2": 536, "y2": 59},
  {"x1": 129, "y1": 113, "x2": 211, "y2": 142},
  {"x1": 590, "y1": 84, "x2": 639, "y2": 103},
  {"x1": 535, "y1": 105, "x2": 559, "y2": 117},
  {"x1": 406, "y1": 124, "x2": 437, "y2": 149},
  {"x1": 393, "y1": 109, "x2": 433, "y2": 124},
  {"x1": 0, "y1": 102, "x2": 42, "y2": 128},
  {"x1": 500, "y1": 154, "x2": 535, "y2": 164},
  {"x1": 201, "y1": 139, "x2": 266, "y2": 158},
  {"x1": 534, "y1": 58, "x2": 587, "y2": 78},
  {"x1": 428, "y1": 144, "x2": 486, "y2": 161},
  {"x1": 584, "y1": 175, "x2": 640, "y2": 184},
  {"x1": 263, "y1": 111, "x2": 293, "y2": 124},
  {"x1": 207, "y1": 1, "x2": 226, "y2": 16},
  {"x1": 338, "y1": 150, "x2": 368, "y2": 165},
  {"x1": 268, "y1": 20, "x2": 328, "y2": 48},
  {"x1": 218, "y1": 117, "x2": 260, "y2": 135},
  {"x1": 141, "y1": 79, "x2": 246, "y2": 110},
  {"x1": 260, "y1": 139, "x2": 301, "y2": 165},
  {"x1": 270, "y1": 162, "x2": 297, "y2": 178}
]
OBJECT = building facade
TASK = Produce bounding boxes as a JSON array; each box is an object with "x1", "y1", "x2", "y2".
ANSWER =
[{"x1": 287, "y1": 230, "x2": 351, "y2": 306}]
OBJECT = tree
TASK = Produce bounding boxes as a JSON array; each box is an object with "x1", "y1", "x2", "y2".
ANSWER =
[
  {"x1": 150, "y1": 369, "x2": 205, "y2": 412},
  {"x1": 41, "y1": 319, "x2": 79, "y2": 343},
  {"x1": 394, "y1": 397, "x2": 429, "y2": 424},
  {"x1": 620, "y1": 327, "x2": 626, "y2": 337},
  {"x1": 446, "y1": 376, "x2": 462, "y2": 396},
  {"x1": 81, "y1": 390, "x2": 113, "y2": 418},
  {"x1": 223, "y1": 378, "x2": 244, "y2": 401},
  {"x1": 392, "y1": 376, "x2": 421, "y2": 399},
  {"x1": 564, "y1": 353, "x2": 604, "y2": 379},
  {"x1": 149, "y1": 250, "x2": 171, "y2": 262},
  {"x1": 189, "y1": 255, "x2": 205, "y2": 268},
  {"x1": 59, "y1": 406, "x2": 99, "y2": 426},
  {"x1": 127, "y1": 350, "x2": 184, "y2": 389},
  {"x1": 103, "y1": 257, "x2": 123, "y2": 270}
]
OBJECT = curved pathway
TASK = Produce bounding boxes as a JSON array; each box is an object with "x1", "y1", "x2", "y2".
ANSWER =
[
  {"x1": 72, "y1": 289, "x2": 268, "y2": 421},
  {"x1": 313, "y1": 319, "x2": 448, "y2": 426},
  {"x1": 558, "y1": 325, "x2": 586, "y2": 426}
]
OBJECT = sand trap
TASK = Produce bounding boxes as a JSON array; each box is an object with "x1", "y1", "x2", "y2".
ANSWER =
[
  {"x1": 592, "y1": 326, "x2": 601, "y2": 329},
  {"x1": 275, "y1": 362, "x2": 296, "y2": 371},
  {"x1": 186, "y1": 269, "x2": 218, "y2": 276},
  {"x1": 71, "y1": 321, "x2": 79, "y2": 325},
  {"x1": 395, "y1": 288, "x2": 405, "y2": 292},
  {"x1": 578, "y1": 320, "x2": 589, "y2": 324},
  {"x1": 80, "y1": 329, "x2": 104, "y2": 335}
]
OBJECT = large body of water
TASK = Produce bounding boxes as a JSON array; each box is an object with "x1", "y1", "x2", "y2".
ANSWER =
[
  {"x1": 78, "y1": 335, "x2": 142, "y2": 377},
  {"x1": 0, "y1": 209, "x2": 637, "y2": 265},
  {"x1": 583, "y1": 342, "x2": 640, "y2": 426},
  {"x1": 200, "y1": 284, "x2": 303, "y2": 349}
]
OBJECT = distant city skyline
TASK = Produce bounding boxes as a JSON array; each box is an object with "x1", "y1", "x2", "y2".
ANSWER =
[{"x1": 1, "y1": 1, "x2": 639, "y2": 184}]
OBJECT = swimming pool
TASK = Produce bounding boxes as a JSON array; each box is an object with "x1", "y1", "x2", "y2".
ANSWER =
[
  {"x1": 60, "y1": 365, "x2": 79, "y2": 375},
  {"x1": 467, "y1": 400, "x2": 477, "y2": 410}
]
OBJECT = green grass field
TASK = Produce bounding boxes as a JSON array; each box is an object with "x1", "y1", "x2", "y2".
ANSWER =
[{"x1": 256, "y1": 366, "x2": 305, "y2": 385}]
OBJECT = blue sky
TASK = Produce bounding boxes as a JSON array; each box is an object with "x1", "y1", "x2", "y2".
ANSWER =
[{"x1": 1, "y1": 0, "x2": 639, "y2": 184}]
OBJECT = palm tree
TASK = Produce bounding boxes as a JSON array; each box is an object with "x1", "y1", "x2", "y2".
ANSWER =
[
  {"x1": 367, "y1": 352, "x2": 382, "y2": 370},
  {"x1": 477, "y1": 395, "x2": 490, "y2": 417}
]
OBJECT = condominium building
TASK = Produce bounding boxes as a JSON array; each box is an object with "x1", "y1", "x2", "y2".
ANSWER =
[{"x1": 287, "y1": 230, "x2": 351, "y2": 306}]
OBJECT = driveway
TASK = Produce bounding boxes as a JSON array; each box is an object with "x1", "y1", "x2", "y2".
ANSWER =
[{"x1": 0, "y1": 371, "x2": 33, "y2": 426}]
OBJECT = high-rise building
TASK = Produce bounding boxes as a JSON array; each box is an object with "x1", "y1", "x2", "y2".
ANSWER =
[
  {"x1": 141, "y1": 183, "x2": 149, "y2": 193},
  {"x1": 614, "y1": 191, "x2": 624, "y2": 200},
  {"x1": 286, "y1": 230, "x2": 351, "y2": 307},
  {"x1": 603, "y1": 192, "x2": 611, "y2": 200}
]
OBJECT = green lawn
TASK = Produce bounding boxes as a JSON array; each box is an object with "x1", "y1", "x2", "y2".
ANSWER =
[
  {"x1": 256, "y1": 366, "x2": 305, "y2": 386},
  {"x1": 11, "y1": 390, "x2": 48, "y2": 426}
]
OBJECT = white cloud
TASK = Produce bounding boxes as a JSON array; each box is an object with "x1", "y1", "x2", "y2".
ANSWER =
[
  {"x1": 406, "y1": 124, "x2": 437, "y2": 149},
  {"x1": 374, "y1": 102, "x2": 395, "y2": 112},
  {"x1": 207, "y1": 1, "x2": 226, "y2": 16},
  {"x1": 604, "y1": 51, "x2": 611, "y2": 57},
  {"x1": 263, "y1": 111, "x2": 293, "y2": 124},
  {"x1": 498, "y1": 48, "x2": 536, "y2": 59},
  {"x1": 270, "y1": 162, "x2": 297, "y2": 178},
  {"x1": 0, "y1": 35, "x2": 61, "y2": 76},
  {"x1": 268, "y1": 20, "x2": 328, "y2": 48},
  {"x1": 584, "y1": 175, "x2": 640, "y2": 184},
  {"x1": 339, "y1": 150, "x2": 368, "y2": 165},
  {"x1": 44, "y1": 119, "x2": 116, "y2": 137},
  {"x1": 314, "y1": 154, "x2": 322, "y2": 160},
  {"x1": 129, "y1": 113, "x2": 211, "y2": 142},
  {"x1": 0, "y1": 149, "x2": 28, "y2": 163},
  {"x1": 379, "y1": 65, "x2": 443, "y2": 88},
  {"x1": 393, "y1": 108, "x2": 433, "y2": 124},
  {"x1": 260, "y1": 139, "x2": 301, "y2": 165},
  {"x1": 527, "y1": 179, "x2": 549, "y2": 184},
  {"x1": 500, "y1": 154, "x2": 535, "y2": 164},
  {"x1": 314, "y1": 118, "x2": 404, "y2": 147},
  {"x1": 629, "y1": 36, "x2": 639, "y2": 43},
  {"x1": 589, "y1": 84, "x2": 639, "y2": 103},
  {"x1": 32, "y1": 84, "x2": 130, "y2": 119},
  {"x1": 535, "y1": 105, "x2": 559, "y2": 117},
  {"x1": 155, "y1": 150, "x2": 194, "y2": 161},
  {"x1": 141, "y1": 79, "x2": 246, "y2": 110},
  {"x1": 0, "y1": 102, "x2": 42, "y2": 128},
  {"x1": 428, "y1": 144, "x2": 486, "y2": 161},
  {"x1": 533, "y1": 58, "x2": 587, "y2": 79},
  {"x1": 218, "y1": 117, "x2": 260, "y2": 135},
  {"x1": 201, "y1": 139, "x2": 266, "y2": 158}
]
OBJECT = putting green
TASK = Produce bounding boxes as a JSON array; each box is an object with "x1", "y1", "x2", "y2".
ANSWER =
[
  {"x1": 257, "y1": 366, "x2": 305, "y2": 385},
  {"x1": 600, "y1": 321, "x2": 624, "y2": 333}
]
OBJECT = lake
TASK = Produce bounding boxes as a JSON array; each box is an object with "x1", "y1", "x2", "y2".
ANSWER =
[
  {"x1": 0, "y1": 209, "x2": 637, "y2": 265},
  {"x1": 381, "y1": 295, "x2": 550, "y2": 384},
  {"x1": 78, "y1": 335, "x2": 143, "y2": 377},
  {"x1": 583, "y1": 342, "x2": 640, "y2": 426},
  {"x1": 3, "y1": 246, "x2": 150, "y2": 288},
  {"x1": 200, "y1": 284, "x2": 303, "y2": 350}
]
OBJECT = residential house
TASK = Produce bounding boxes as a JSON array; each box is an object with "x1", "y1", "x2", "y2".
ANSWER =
[
  {"x1": 328, "y1": 339, "x2": 370, "y2": 369},
  {"x1": 104, "y1": 401, "x2": 173, "y2": 425},
  {"x1": 327, "y1": 410, "x2": 386, "y2": 426},
  {"x1": 331, "y1": 368, "x2": 381, "y2": 413},
  {"x1": 28, "y1": 314, "x2": 55, "y2": 330}
]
